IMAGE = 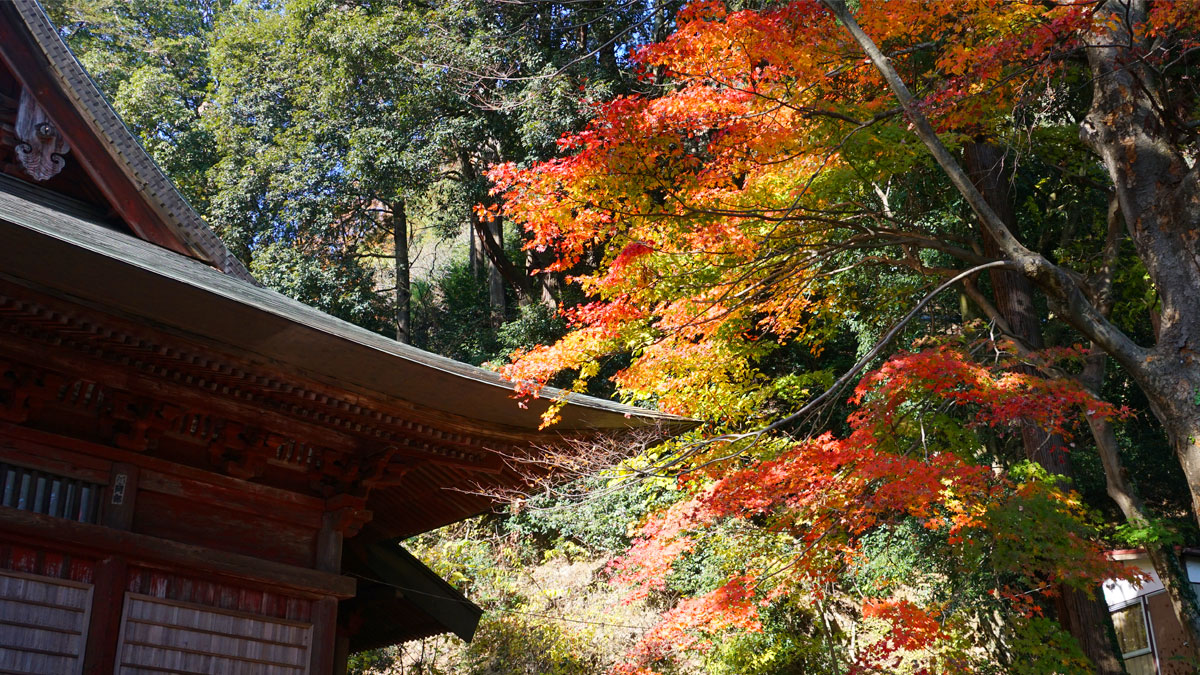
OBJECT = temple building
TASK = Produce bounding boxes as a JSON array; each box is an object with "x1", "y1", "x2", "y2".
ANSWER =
[{"x1": 0, "y1": 2, "x2": 684, "y2": 672}]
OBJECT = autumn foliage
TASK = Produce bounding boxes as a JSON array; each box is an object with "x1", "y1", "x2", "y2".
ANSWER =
[
  {"x1": 485, "y1": 0, "x2": 1192, "y2": 670},
  {"x1": 490, "y1": 0, "x2": 1124, "y2": 424},
  {"x1": 606, "y1": 343, "x2": 1131, "y2": 673}
]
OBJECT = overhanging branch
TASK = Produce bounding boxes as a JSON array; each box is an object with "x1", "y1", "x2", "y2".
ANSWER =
[{"x1": 820, "y1": 0, "x2": 1148, "y2": 374}]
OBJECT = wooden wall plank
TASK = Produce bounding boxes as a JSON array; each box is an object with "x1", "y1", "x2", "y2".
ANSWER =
[
  {"x1": 0, "y1": 568, "x2": 91, "y2": 674},
  {"x1": 126, "y1": 573, "x2": 313, "y2": 624},
  {"x1": 0, "y1": 650, "x2": 78, "y2": 673},
  {"x1": 114, "y1": 594, "x2": 311, "y2": 675},
  {"x1": 132, "y1": 491, "x2": 315, "y2": 569},
  {"x1": 0, "y1": 438, "x2": 112, "y2": 484}
]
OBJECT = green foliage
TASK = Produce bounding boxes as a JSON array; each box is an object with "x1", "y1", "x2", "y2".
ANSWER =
[
  {"x1": 702, "y1": 603, "x2": 836, "y2": 675},
  {"x1": 999, "y1": 617, "x2": 1092, "y2": 675},
  {"x1": 397, "y1": 513, "x2": 663, "y2": 674},
  {"x1": 464, "y1": 616, "x2": 602, "y2": 675},
  {"x1": 1113, "y1": 516, "x2": 1184, "y2": 550},
  {"x1": 496, "y1": 303, "x2": 567, "y2": 363},
  {"x1": 411, "y1": 263, "x2": 498, "y2": 365},
  {"x1": 346, "y1": 648, "x2": 401, "y2": 675},
  {"x1": 250, "y1": 241, "x2": 391, "y2": 334},
  {"x1": 506, "y1": 472, "x2": 678, "y2": 555}
]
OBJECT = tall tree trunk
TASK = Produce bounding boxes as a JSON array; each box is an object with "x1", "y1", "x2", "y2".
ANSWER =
[
  {"x1": 529, "y1": 247, "x2": 560, "y2": 309},
  {"x1": 393, "y1": 201, "x2": 410, "y2": 345},
  {"x1": 457, "y1": 148, "x2": 534, "y2": 302},
  {"x1": 488, "y1": 216, "x2": 506, "y2": 326},
  {"x1": 964, "y1": 142, "x2": 1124, "y2": 674},
  {"x1": 1081, "y1": 0, "x2": 1200, "y2": 532},
  {"x1": 596, "y1": 9, "x2": 617, "y2": 77},
  {"x1": 964, "y1": 143, "x2": 1065, "y2": 471}
]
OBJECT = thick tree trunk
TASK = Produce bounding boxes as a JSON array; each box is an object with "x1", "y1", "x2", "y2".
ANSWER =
[
  {"x1": 393, "y1": 201, "x2": 410, "y2": 345},
  {"x1": 965, "y1": 142, "x2": 1123, "y2": 674},
  {"x1": 488, "y1": 217, "x2": 506, "y2": 325},
  {"x1": 457, "y1": 149, "x2": 534, "y2": 303},
  {"x1": 595, "y1": 5, "x2": 617, "y2": 77},
  {"x1": 964, "y1": 143, "x2": 1067, "y2": 472},
  {"x1": 1080, "y1": 0, "x2": 1200, "y2": 530},
  {"x1": 528, "y1": 247, "x2": 561, "y2": 309},
  {"x1": 829, "y1": 0, "x2": 1200, "y2": 666}
]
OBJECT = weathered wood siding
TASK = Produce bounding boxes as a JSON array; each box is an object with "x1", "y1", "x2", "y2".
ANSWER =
[
  {"x1": 0, "y1": 542, "x2": 95, "y2": 583},
  {"x1": 126, "y1": 566, "x2": 313, "y2": 623},
  {"x1": 0, "y1": 568, "x2": 91, "y2": 674},
  {"x1": 115, "y1": 594, "x2": 311, "y2": 674}
]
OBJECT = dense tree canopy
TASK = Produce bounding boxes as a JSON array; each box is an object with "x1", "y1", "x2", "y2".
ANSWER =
[{"x1": 48, "y1": 0, "x2": 678, "y2": 346}]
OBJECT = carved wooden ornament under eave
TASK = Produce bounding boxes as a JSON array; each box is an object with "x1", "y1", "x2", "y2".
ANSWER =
[{"x1": 15, "y1": 88, "x2": 69, "y2": 181}]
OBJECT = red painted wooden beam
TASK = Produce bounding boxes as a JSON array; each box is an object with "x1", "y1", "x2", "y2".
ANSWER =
[{"x1": 0, "y1": 506, "x2": 356, "y2": 598}]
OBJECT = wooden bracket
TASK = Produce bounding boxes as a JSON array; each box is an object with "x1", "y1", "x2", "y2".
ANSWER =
[
  {"x1": 208, "y1": 421, "x2": 267, "y2": 480},
  {"x1": 110, "y1": 395, "x2": 181, "y2": 452},
  {"x1": 0, "y1": 364, "x2": 34, "y2": 423},
  {"x1": 14, "y1": 88, "x2": 69, "y2": 181},
  {"x1": 324, "y1": 494, "x2": 372, "y2": 537},
  {"x1": 0, "y1": 362, "x2": 60, "y2": 423},
  {"x1": 356, "y1": 447, "x2": 399, "y2": 490},
  {"x1": 312, "y1": 446, "x2": 408, "y2": 499}
]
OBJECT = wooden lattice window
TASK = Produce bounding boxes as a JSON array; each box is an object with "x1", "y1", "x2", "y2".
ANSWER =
[{"x1": 0, "y1": 461, "x2": 103, "y2": 524}]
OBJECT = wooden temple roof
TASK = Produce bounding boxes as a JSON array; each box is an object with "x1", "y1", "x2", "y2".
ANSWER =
[{"x1": 0, "y1": 173, "x2": 683, "y2": 436}]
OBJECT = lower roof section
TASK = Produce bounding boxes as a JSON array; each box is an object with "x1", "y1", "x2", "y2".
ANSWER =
[{"x1": 342, "y1": 541, "x2": 483, "y2": 651}]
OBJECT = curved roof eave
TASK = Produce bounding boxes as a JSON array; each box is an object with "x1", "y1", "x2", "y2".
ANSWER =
[{"x1": 0, "y1": 175, "x2": 697, "y2": 433}]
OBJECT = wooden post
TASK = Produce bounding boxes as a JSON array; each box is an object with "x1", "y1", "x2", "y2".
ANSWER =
[
  {"x1": 316, "y1": 510, "x2": 344, "y2": 574},
  {"x1": 314, "y1": 509, "x2": 350, "y2": 674},
  {"x1": 333, "y1": 633, "x2": 351, "y2": 675},
  {"x1": 308, "y1": 597, "x2": 338, "y2": 675},
  {"x1": 81, "y1": 464, "x2": 137, "y2": 672},
  {"x1": 81, "y1": 555, "x2": 127, "y2": 674}
]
